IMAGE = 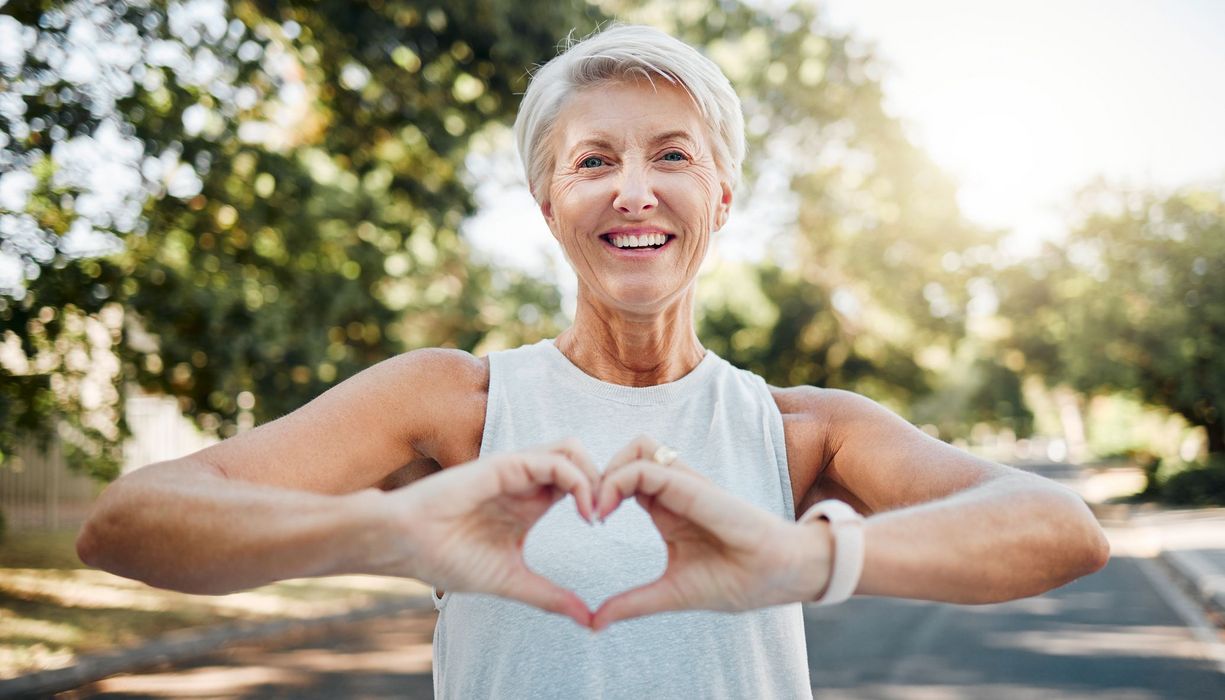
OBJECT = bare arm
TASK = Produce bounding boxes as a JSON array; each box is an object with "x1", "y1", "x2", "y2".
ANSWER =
[
  {"x1": 781, "y1": 387, "x2": 1110, "y2": 604},
  {"x1": 571, "y1": 394, "x2": 1111, "y2": 629},
  {"x1": 76, "y1": 348, "x2": 485, "y2": 595}
]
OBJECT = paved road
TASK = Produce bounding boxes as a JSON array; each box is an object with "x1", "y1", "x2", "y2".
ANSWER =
[
  {"x1": 77, "y1": 552, "x2": 1225, "y2": 699},
  {"x1": 804, "y1": 554, "x2": 1225, "y2": 699}
]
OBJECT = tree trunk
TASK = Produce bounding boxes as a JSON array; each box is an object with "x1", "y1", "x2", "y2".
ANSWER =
[
  {"x1": 1207, "y1": 419, "x2": 1225, "y2": 457},
  {"x1": 1053, "y1": 387, "x2": 1088, "y2": 463}
]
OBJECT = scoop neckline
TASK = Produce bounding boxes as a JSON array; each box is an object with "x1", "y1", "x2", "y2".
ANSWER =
[{"x1": 539, "y1": 338, "x2": 719, "y2": 406}]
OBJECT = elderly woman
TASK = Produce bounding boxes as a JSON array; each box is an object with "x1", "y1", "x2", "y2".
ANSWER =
[{"x1": 78, "y1": 25, "x2": 1109, "y2": 698}]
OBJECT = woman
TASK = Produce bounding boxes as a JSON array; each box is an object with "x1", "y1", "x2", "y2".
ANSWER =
[{"x1": 78, "y1": 25, "x2": 1110, "y2": 698}]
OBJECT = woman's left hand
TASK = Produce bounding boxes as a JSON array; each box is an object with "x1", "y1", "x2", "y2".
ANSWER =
[{"x1": 591, "y1": 436, "x2": 833, "y2": 631}]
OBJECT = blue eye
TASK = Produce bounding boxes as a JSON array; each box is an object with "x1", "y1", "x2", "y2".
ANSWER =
[
  {"x1": 580, "y1": 156, "x2": 605, "y2": 168},
  {"x1": 662, "y1": 151, "x2": 687, "y2": 162}
]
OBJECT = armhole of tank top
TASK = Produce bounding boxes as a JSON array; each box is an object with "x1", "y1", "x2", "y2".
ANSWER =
[
  {"x1": 755, "y1": 373, "x2": 796, "y2": 520},
  {"x1": 435, "y1": 350, "x2": 505, "y2": 611},
  {"x1": 477, "y1": 349, "x2": 504, "y2": 460}
]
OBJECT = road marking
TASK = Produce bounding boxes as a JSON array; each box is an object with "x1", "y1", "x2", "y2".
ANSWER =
[{"x1": 1137, "y1": 555, "x2": 1225, "y2": 675}]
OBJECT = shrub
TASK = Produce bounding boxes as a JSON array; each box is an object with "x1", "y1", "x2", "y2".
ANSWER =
[{"x1": 1160, "y1": 456, "x2": 1225, "y2": 507}]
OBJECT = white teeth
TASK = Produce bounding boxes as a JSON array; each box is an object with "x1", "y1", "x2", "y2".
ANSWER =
[{"x1": 609, "y1": 233, "x2": 668, "y2": 248}]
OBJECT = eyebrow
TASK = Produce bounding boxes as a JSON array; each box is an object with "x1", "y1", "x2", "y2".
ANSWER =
[
  {"x1": 648, "y1": 130, "x2": 697, "y2": 146},
  {"x1": 567, "y1": 130, "x2": 698, "y2": 155}
]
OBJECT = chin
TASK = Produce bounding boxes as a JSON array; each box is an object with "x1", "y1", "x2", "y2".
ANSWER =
[{"x1": 604, "y1": 285, "x2": 677, "y2": 312}]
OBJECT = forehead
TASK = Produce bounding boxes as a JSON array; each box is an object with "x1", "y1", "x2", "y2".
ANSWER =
[{"x1": 552, "y1": 79, "x2": 708, "y2": 153}]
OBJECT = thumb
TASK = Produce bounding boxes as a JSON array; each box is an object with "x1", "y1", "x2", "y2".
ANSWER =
[
  {"x1": 591, "y1": 577, "x2": 681, "y2": 631},
  {"x1": 501, "y1": 568, "x2": 594, "y2": 628}
]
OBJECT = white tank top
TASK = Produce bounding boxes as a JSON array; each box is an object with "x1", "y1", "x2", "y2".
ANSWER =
[{"x1": 431, "y1": 338, "x2": 812, "y2": 699}]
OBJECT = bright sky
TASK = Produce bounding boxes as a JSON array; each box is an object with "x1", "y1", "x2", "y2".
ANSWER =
[
  {"x1": 819, "y1": 0, "x2": 1225, "y2": 253},
  {"x1": 465, "y1": 0, "x2": 1225, "y2": 279}
]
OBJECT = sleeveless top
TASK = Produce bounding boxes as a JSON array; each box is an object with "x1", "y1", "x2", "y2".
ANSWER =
[{"x1": 431, "y1": 338, "x2": 812, "y2": 699}]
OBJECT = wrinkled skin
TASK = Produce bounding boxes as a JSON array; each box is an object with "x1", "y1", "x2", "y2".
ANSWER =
[{"x1": 541, "y1": 78, "x2": 732, "y2": 318}]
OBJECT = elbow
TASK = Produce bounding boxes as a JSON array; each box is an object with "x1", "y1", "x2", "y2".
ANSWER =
[
  {"x1": 75, "y1": 496, "x2": 117, "y2": 570},
  {"x1": 1044, "y1": 497, "x2": 1111, "y2": 591},
  {"x1": 1079, "y1": 519, "x2": 1112, "y2": 576},
  {"x1": 1042, "y1": 482, "x2": 1112, "y2": 579},
  {"x1": 76, "y1": 514, "x2": 234, "y2": 595},
  {"x1": 75, "y1": 520, "x2": 101, "y2": 568},
  {"x1": 1007, "y1": 492, "x2": 1112, "y2": 601},
  {"x1": 1060, "y1": 488, "x2": 1111, "y2": 577}
]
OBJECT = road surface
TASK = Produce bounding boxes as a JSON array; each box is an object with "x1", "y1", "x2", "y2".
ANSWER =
[{"x1": 77, "y1": 551, "x2": 1225, "y2": 699}]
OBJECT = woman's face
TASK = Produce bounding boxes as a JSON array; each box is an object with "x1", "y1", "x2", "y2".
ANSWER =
[{"x1": 541, "y1": 79, "x2": 733, "y2": 314}]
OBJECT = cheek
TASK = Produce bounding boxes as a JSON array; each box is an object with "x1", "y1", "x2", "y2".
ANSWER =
[
  {"x1": 671, "y1": 170, "x2": 724, "y2": 229},
  {"x1": 550, "y1": 177, "x2": 604, "y2": 227}
]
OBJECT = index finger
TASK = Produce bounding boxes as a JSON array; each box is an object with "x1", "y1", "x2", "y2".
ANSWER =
[
  {"x1": 543, "y1": 437, "x2": 601, "y2": 487},
  {"x1": 604, "y1": 435, "x2": 662, "y2": 473},
  {"x1": 596, "y1": 460, "x2": 768, "y2": 543},
  {"x1": 503, "y1": 452, "x2": 597, "y2": 524},
  {"x1": 595, "y1": 459, "x2": 706, "y2": 521}
]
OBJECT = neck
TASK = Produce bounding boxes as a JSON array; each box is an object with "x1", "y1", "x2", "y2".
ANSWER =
[{"x1": 554, "y1": 287, "x2": 705, "y2": 387}]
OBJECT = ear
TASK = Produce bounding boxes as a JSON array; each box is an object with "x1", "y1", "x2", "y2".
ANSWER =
[
  {"x1": 713, "y1": 180, "x2": 733, "y2": 232},
  {"x1": 538, "y1": 198, "x2": 560, "y2": 240}
]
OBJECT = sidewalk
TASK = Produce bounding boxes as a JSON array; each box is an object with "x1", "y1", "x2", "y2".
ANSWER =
[
  {"x1": 0, "y1": 594, "x2": 435, "y2": 698},
  {"x1": 1038, "y1": 461, "x2": 1225, "y2": 622},
  {"x1": 1104, "y1": 505, "x2": 1225, "y2": 621}
]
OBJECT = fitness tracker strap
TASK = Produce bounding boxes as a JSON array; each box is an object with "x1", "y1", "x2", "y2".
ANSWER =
[{"x1": 799, "y1": 499, "x2": 865, "y2": 606}]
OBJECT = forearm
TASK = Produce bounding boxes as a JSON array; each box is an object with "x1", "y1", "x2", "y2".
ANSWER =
[
  {"x1": 853, "y1": 474, "x2": 1110, "y2": 603},
  {"x1": 76, "y1": 460, "x2": 399, "y2": 595}
]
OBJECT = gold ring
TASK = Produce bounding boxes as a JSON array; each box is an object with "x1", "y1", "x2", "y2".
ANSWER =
[{"x1": 652, "y1": 445, "x2": 678, "y2": 466}]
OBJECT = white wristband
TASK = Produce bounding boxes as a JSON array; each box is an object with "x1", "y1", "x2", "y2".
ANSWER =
[{"x1": 799, "y1": 499, "x2": 865, "y2": 606}]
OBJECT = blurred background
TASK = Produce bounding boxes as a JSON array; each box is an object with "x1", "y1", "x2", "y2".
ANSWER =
[{"x1": 1, "y1": 0, "x2": 1223, "y2": 692}]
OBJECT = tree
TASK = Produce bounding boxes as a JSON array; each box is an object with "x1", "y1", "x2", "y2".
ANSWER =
[
  {"x1": 594, "y1": 0, "x2": 996, "y2": 410},
  {"x1": 996, "y1": 183, "x2": 1225, "y2": 454},
  {"x1": 1, "y1": 0, "x2": 601, "y2": 479}
]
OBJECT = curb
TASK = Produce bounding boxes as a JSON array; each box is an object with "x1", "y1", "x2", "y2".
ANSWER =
[
  {"x1": 1096, "y1": 502, "x2": 1225, "y2": 626},
  {"x1": 0, "y1": 595, "x2": 435, "y2": 699},
  {"x1": 1160, "y1": 548, "x2": 1225, "y2": 620}
]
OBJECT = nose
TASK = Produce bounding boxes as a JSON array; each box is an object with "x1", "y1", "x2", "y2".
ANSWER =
[{"x1": 612, "y1": 164, "x2": 657, "y2": 217}]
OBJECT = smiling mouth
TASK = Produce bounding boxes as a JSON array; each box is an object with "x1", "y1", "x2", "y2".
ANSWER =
[{"x1": 599, "y1": 233, "x2": 675, "y2": 251}]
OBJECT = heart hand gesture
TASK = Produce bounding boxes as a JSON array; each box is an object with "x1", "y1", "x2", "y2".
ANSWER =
[
  {"x1": 589, "y1": 436, "x2": 832, "y2": 631},
  {"x1": 393, "y1": 438, "x2": 599, "y2": 627}
]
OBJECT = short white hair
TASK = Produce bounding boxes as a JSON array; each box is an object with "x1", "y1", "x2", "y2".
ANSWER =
[{"x1": 513, "y1": 24, "x2": 745, "y2": 203}]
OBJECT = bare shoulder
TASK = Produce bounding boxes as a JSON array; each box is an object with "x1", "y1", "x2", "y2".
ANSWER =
[
  {"x1": 770, "y1": 384, "x2": 883, "y2": 418},
  {"x1": 770, "y1": 384, "x2": 913, "y2": 451},
  {"x1": 383, "y1": 346, "x2": 488, "y2": 405},
  {"x1": 769, "y1": 385, "x2": 874, "y2": 453},
  {"x1": 196, "y1": 347, "x2": 488, "y2": 494}
]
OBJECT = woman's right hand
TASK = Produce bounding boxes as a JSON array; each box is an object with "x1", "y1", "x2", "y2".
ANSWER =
[{"x1": 384, "y1": 438, "x2": 598, "y2": 627}]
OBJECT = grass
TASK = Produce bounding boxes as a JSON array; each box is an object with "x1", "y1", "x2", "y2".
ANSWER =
[
  {"x1": 0, "y1": 531, "x2": 90, "y2": 569},
  {"x1": 0, "y1": 529, "x2": 430, "y2": 679}
]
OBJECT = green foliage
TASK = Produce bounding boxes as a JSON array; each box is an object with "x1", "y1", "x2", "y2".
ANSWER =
[
  {"x1": 1139, "y1": 456, "x2": 1225, "y2": 507},
  {"x1": 1, "y1": 0, "x2": 599, "y2": 479},
  {"x1": 652, "y1": 0, "x2": 993, "y2": 408},
  {"x1": 3, "y1": 0, "x2": 1017, "y2": 485},
  {"x1": 908, "y1": 352, "x2": 1033, "y2": 441},
  {"x1": 998, "y1": 184, "x2": 1225, "y2": 454},
  {"x1": 1161, "y1": 459, "x2": 1225, "y2": 506},
  {"x1": 700, "y1": 261, "x2": 930, "y2": 403}
]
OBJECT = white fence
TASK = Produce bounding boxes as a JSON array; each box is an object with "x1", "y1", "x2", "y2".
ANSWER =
[
  {"x1": 0, "y1": 437, "x2": 98, "y2": 531},
  {"x1": 0, "y1": 393, "x2": 216, "y2": 533}
]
